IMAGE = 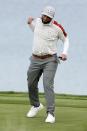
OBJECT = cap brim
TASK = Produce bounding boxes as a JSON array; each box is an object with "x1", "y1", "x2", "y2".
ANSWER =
[{"x1": 41, "y1": 12, "x2": 53, "y2": 18}]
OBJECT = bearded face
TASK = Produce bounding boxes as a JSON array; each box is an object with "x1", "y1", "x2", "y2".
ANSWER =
[{"x1": 41, "y1": 15, "x2": 52, "y2": 24}]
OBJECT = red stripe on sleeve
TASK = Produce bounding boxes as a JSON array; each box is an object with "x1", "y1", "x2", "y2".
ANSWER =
[{"x1": 53, "y1": 20, "x2": 67, "y2": 37}]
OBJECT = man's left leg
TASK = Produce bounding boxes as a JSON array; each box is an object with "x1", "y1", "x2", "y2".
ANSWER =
[{"x1": 43, "y1": 59, "x2": 58, "y2": 123}]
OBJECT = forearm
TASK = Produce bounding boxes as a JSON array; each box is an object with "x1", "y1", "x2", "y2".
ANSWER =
[
  {"x1": 62, "y1": 37, "x2": 69, "y2": 55},
  {"x1": 28, "y1": 22, "x2": 35, "y2": 31}
]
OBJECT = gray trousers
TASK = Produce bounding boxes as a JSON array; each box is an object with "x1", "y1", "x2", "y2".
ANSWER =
[{"x1": 27, "y1": 55, "x2": 59, "y2": 114}]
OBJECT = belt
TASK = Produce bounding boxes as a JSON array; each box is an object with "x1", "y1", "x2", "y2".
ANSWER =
[{"x1": 32, "y1": 54, "x2": 53, "y2": 59}]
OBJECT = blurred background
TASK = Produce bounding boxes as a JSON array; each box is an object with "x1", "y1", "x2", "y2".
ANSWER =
[{"x1": 0, "y1": 0, "x2": 87, "y2": 95}]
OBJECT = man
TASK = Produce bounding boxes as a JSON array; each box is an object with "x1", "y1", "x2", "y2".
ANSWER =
[{"x1": 27, "y1": 6, "x2": 69, "y2": 123}]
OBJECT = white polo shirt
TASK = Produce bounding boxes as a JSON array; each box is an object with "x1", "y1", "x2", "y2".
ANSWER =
[{"x1": 29, "y1": 18, "x2": 69, "y2": 56}]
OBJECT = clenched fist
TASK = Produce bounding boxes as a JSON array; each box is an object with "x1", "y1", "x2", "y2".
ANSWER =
[
  {"x1": 27, "y1": 17, "x2": 34, "y2": 24},
  {"x1": 59, "y1": 54, "x2": 67, "y2": 61}
]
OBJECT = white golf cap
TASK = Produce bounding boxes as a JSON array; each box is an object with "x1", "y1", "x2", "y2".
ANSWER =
[{"x1": 41, "y1": 6, "x2": 55, "y2": 19}]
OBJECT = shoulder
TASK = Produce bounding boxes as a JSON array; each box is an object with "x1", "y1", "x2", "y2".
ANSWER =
[
  {"x1": 34, "y1": 17, "x2": 42, "y2": 25},
  {"x1": 52, "y1": 20, "x2": 67, "y2": 37},
  {"x1": 36, "y1": 17, "x2": 42, "y2": 22}
]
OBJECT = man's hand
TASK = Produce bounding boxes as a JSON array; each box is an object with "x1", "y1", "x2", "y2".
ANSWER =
[
  {"x1": 27, "y1": 17, "x2": 34, "y2": 24},
  {"x1": 59, "y1": 53, "x2": 67, "y2": 61}
]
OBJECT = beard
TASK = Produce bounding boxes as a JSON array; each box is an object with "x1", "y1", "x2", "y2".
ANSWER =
[{"x1": 42, "y1": 19, "x2": 51, "y2": 24}]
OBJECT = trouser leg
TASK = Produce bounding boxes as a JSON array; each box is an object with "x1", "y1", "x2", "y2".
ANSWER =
[
  {"x1": 43, "y1": 61, "x2": 58, "y2": 114},
  {"x1": 27, "y1": 59, "x2": 42, "y2": 107}
]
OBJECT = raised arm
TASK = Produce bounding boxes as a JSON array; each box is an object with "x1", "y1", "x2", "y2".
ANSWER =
[{"x1": 27, "y1": 17, "x2": 36, "y2": 31}]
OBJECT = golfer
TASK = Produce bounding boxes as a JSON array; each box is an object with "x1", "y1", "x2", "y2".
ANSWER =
[{"x1": 27, "y1": 6, "x2": 69, "y2": 123}]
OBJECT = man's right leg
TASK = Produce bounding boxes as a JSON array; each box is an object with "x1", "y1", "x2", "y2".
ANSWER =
[
  {"x1": 27, "y1": 57, "x2": 44, "y2": 117},
  {"x1": 27, "y1": 57, "x2": 42, "y2": 107}
]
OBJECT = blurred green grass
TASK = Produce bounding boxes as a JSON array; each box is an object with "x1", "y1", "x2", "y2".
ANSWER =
[{"x1": 0, "y1": 92, "x2": 87, "y2": 131}]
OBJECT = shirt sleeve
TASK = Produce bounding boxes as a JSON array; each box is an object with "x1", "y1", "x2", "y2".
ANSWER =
[
  {"x1": 58, "y1": 26, "x2": 67, "y2": 42},
  {"x1": 58, "y1": 26, "x2": 69, "y2": 55}
]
